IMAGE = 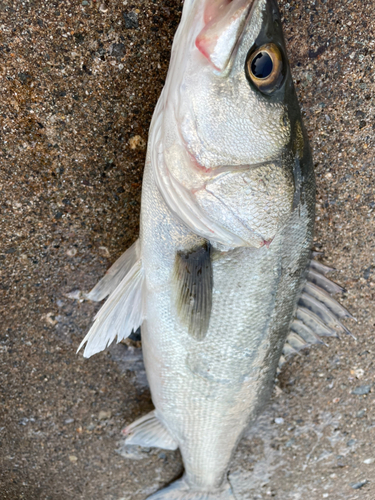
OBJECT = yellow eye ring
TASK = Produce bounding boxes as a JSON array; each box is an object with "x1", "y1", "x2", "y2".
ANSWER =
[{"x1": 247, "y1": 43, "x2": 283, "y2": 93}]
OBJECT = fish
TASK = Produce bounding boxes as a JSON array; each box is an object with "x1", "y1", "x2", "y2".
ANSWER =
[{"x1": 77, "y1": 0, "x2": 352, "y2": 498}]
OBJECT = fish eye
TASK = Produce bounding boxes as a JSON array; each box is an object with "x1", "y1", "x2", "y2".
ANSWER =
[{"x1": 246, "y1": 43, "x2": 284, "y2": 94}]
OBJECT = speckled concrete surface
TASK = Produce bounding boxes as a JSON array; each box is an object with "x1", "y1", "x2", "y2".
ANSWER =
[{"x1": 1, "y1": 1, "x2": 374, "y2": 499}]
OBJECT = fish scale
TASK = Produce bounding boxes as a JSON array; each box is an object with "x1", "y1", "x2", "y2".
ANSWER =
[
  {"x1": 140, "y1": 155, "x2": 313, "y2": 491},
  {"x1": 77, "y1": 0, "x2": 351, "y2": 498}
]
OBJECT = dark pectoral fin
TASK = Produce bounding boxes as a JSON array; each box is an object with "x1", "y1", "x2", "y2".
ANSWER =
[{"x1": 173, "y1": 243, "x2": 213, "y2": 341}]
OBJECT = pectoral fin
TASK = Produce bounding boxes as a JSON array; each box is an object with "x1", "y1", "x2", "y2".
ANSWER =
[{"x1": 173, "y1": 243, "x2": 213, "y2": 341}]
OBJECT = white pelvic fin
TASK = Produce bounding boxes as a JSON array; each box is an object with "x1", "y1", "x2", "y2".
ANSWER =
[
  {"x1": 87, "y1": 239, "x2": 140, "y2": 301},
  {"x1": 279, "y1": 257, "x2": 354, "y2": 371},
  {"x1": 78, "y1": 251, "x2": 144, "y2": 358},
  {"x1": 146, "y1": 478, "x2": 235, "y2": 500},
  {"x1": 123, "y1": 411, "x2": 178, "y2": 451}
]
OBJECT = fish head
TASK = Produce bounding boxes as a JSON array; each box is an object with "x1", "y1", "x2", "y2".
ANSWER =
[{"x1": 151, "y1": 0, "x2": 311, "y2": 249}]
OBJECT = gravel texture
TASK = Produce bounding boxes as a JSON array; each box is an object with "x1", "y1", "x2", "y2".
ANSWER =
[{"x1": 1, "y1": 1, "x2": 374, "y2": 499}]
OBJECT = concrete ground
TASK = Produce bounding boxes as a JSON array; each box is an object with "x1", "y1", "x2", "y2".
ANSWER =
[{"x1": 1, "y1": 0, "x2": 374, "y2": 499}]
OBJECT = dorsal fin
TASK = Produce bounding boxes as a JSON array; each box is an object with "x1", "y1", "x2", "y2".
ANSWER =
[
  {"x1": 278, "y1": 256, "x2": 354, "y2": 371},
  {"x1": 173, "y1": 242, "x2": 213, "y2": 341},
  {"x1": 306, "y1": 269, "x2": 344, "y2": 295},
  {"x1": 290, "y1": 319, "x2": 324, "y2": 346},
  {"x1": 298, "y1": 292, "x2": 351, "y2": 336},
  {"x1": 303, "y1": 282, "x2": 352, "y2": 319}
]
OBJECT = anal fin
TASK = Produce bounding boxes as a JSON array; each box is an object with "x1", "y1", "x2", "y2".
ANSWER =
[{"x1": 122, "y1": 411, "x2": 178, "y2": 451}]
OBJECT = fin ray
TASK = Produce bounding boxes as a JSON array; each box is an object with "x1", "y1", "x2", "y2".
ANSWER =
[
  {"x1": 174, "y1": 243, "x2": 213, "y2": 341},
  {"x1": 303, "y1": 282, "x2": 352, "y2": 319},
  {"x1": 278, "y1": 257, "x2": 352, "y2": 371},
  {"x1": 298, "y1": 292, "x2": 350, "y2": 335},
  {"x1": 87, "y1": 239, "x2": 140, "y2": 301},
  {"x1": 290, "y1": 319, "x2": 323, "y2": 345},
  {"x1": 309, "y1": 260, "x2": 334, "y2": 275},
  {"x1": 78, "y1": 255, "x2": 144, "y2": 358},
  {"x1": 296, "y1": 307, "x2": 338, "y2": 337},
  {"x1": 307, "y1": 269, "x2": 343, "y2": 295},
  {"x1": 146, "y1": 478, "x2": 235, "y2": 500},
  {"x1": 286, "y1": 332, "x2": 309, "y2": 352},
  {"x1": 123, "y1": 411, "x2": 178, "y2": 451},
  {"x1": 282, "y1": 342, "x2": 298, "y2": 357}
]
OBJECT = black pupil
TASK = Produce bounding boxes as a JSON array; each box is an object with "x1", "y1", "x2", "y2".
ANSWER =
[{"x1": 251, "y1": 52, "x2": 273, "y2": 79}]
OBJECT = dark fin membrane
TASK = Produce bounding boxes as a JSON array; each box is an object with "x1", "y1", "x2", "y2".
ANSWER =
[
  {"x1": 306, "y1": 269, "x2": 344, "y2": 295},
  {"x1": 173, "y1": 243, "x2": 213, "y2": 341},
  {"x1": 278, "y1": 257, "x2": 353, "y2": 371}
]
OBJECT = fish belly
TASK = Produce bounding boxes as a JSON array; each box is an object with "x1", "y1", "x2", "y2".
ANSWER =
[{"x1": 140, "y1": 160, "x2": 313, "y2": 490}]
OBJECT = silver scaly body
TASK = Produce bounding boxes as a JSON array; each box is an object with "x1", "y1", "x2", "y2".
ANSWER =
[
  {"x1": 77, "y1": 1, "x2": 352, "y2": 498},
  {"x1": 140, "y1": 154, "x2": 313, "y2": 491}
]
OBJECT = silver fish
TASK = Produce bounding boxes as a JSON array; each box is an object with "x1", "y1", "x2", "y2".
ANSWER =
[{"x1": 78, "y1": 0, "x2": 351, "y2": 498}]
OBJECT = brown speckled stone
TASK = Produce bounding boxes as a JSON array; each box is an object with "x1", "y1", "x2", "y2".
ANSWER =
[{"x1": 1, "y1": 1, "x2": 374, "y2": 499}]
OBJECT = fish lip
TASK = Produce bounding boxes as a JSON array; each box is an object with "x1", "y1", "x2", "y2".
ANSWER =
[
  {"x1": 225, "y1": 0, "x2": 259, "y2": 68},
  {"x1": 195, "y1": 0, "x2": 258, "y2": 73}
]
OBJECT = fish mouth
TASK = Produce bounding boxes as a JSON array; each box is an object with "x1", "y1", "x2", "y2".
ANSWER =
[
  {"x1": 150, "y1": 0, "x2": 290, "y2": 248},
  {"x1": 195, "y1": 0, "x2": 256, "y2": 72}
]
